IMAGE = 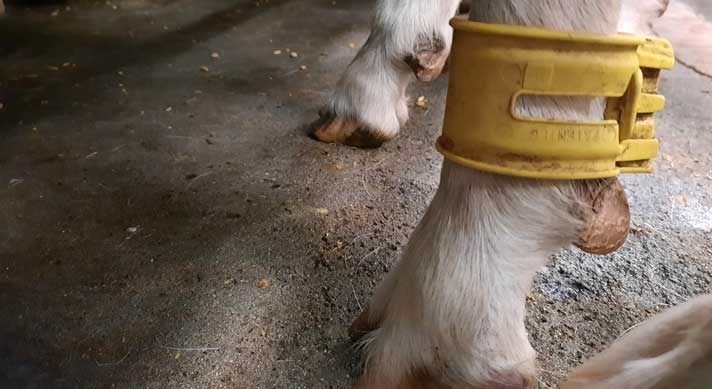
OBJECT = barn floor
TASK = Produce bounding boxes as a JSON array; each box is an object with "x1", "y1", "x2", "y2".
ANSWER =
[{"x1": 1, "y1": 1, "x2": 711, "y2": 388}]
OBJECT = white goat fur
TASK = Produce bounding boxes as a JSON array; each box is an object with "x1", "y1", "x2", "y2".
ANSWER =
[
  {"x1": 360, "y1": 165, "x2": 587, "y2": 386},
  {"x1": 354, "y1": 1, "x2": 623, "y2": 387},
  {"x1": 327, "y1": 0, "x2": 461, "y2": 140}
]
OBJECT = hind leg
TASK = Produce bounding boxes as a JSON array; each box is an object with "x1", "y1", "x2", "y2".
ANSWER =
[{"x1": 313, "y1": 0, "x2": 461, "y2": 147}]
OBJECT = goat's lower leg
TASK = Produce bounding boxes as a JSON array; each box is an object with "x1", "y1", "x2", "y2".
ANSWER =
[
  {"x1": 352, "y1": 1, "x2": 625, "y2": 387},
  {"x1": 313, "y1": 0, "x2": 461, "y2": 147},
  {"x1": 355, "y1": 163, "x2": 587, "y2": 388}
]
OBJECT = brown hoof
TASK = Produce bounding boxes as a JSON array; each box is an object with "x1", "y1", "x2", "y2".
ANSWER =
[
  {"x1": 311, "y1": 110, "x2": 390, "y2": 149},
  {"x1": 405, "y1": 36, "x2": 449, "y2": 82},
  {"x1": 575, "y1": 178, "x2": 630, "y2": 255},
  {"x1": 349, "y1": 306, "x2": 380, "y2": 341}
]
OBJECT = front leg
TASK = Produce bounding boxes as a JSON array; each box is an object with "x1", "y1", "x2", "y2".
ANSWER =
[
  {"x1": 313, "y1": 0, "x2": 461, "y2": 148},
  {"x1": 350, "y1": 164, "x2": 583, "y2": 389}
]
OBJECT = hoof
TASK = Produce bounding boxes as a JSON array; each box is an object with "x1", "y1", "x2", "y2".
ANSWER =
[
  {"x1": 349, "y1": 306, "x2": 380, "y2": 341},
  {"x1": 405, "y1": 36, "x2": 449, "y2": 82},
  {"x1": 311, "y1": 110, "x2": 392, "y2": 149}
]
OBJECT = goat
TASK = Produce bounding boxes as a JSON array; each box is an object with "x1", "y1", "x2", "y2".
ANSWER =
[
  {"x1": 349, "y1": 2, "x2": 624, "y2": 386},
  {"x1": 318, "y1": 1, "x2": 710, "y2": 388}
]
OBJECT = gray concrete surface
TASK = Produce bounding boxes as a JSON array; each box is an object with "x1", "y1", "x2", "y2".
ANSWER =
[
  {"x1": 687, "y1": 0, "x2": 712, "y2": 18},
  {"x1": 1, "y1": 1, "x2": 711, "y2": 388}
]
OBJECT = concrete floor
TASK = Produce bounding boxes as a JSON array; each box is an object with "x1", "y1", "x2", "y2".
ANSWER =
[{"x1": 1, "y1": 1, "x2": 711, "y2": 388}]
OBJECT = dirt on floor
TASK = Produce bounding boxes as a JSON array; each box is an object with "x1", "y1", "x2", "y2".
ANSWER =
[{"x1": 1, "y1": 1, "x2": 711, "y2": 388}]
